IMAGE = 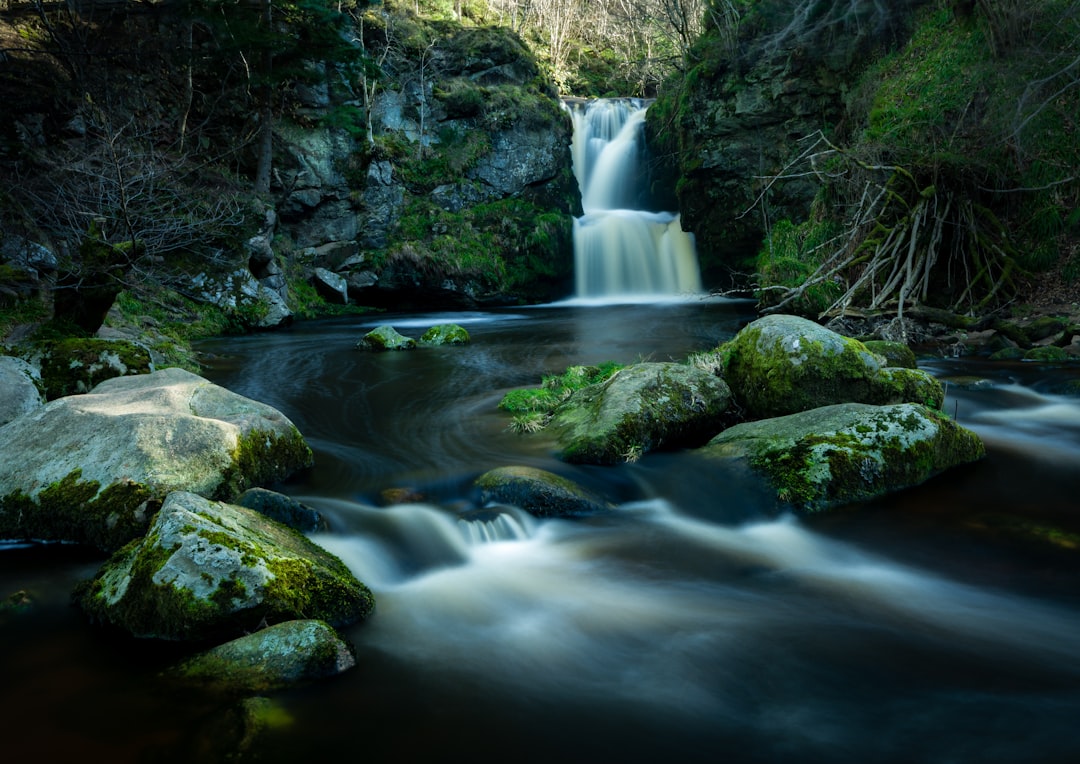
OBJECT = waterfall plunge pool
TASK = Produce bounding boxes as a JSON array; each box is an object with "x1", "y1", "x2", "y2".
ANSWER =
[{"x1": 4, "y1": 300, "x2": 1080, "y2": 763}]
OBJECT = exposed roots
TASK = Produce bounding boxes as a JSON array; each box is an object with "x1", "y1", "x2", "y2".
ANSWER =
[{"x1": 757, "y1": 132, "x2": 1020, "y2": 327}]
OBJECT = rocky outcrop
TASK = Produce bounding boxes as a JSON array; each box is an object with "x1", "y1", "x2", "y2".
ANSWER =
[
  {"x1": 77, "y1": 491, "x2": 373, "y2": 640},
  {"x1": 0, "y1": 368, "x2": 313, "y2": 551},
  {"x1": 647, "y1": 1, "x2": 930, "y2": 277},
  {"x1": 164, "y1": 619, "x2": 356, "y2": 694},
  {"x1": 0, "y1": 356, "x2": 43, "y2": 425},
  {"x1": 547, "y1": 362, "x2": 733, "y2": 464},
  {"x1": 702, "y1": 402, "x2": 985, "y2": 512},
  {"x1": 475, "y1": 465, "x2": 609, "y2": 518},
  {"x1": 721, "y1": 314, "x2": 942, "y2": 419}
]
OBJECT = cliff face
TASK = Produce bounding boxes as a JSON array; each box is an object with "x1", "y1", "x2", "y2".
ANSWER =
[
  {"x1": 0, "y1": 3, "x2": 578, "y2": 336},
  {"x1": 647, "y1": 1, "x2": 929, "y2": 285}
]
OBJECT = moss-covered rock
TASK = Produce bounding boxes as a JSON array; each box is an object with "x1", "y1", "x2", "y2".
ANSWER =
[
  {"x1": 474, "y1": 465, "x2": 609, "y2": 518},
  {"x1": 419, "y1": 323, "x2": 471, "y2": 346},
  {"x1": 76, "y1": 491, "x2": 373, "y2": 641},
  {"x1": 1023, "y1": 346, "x2": 1071, "y2": 362},
  {"x1": 33, "y1": 337, "x2": 153, "y2": 400},
  {"x1": 721, "y1": 315, "x2": 943, "y2": 419},
  {"x1": 164, "y1": 619, "x2": 355, "y2": 694},
  {"x1": 547, "y1": 362, "x2": 732, "y2": 464},
  {"x1": 355, "y1": 325, "x2": 417, "y2": 351},
  {"x1": 0, "y1": 368, "x2": 314, "y2": 551},
  {"x1": 701, "y1": 402, "x2": 985, "y2": 512},
  {"x1": 862, "y1": 340, "x2": 918, "y2": 369}
]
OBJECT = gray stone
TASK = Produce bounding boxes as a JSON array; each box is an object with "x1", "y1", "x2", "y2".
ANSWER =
[
  {"x1": 312, "y1": 267, "x2": 348, "y2": 304},
  {"x1": 0, "y1": 356, "x2": 43, "y2": 426},
  {"x1": 77, "y1": 492, "x2": 373, "y2": 640},
  {"x1": 0, "y1": 368, "x2": 313, "y2": 551}
]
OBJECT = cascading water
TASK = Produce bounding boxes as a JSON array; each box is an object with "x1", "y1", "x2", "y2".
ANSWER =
[{"x1": 566, "y1": 98, "x2": 703, "y2": 299}]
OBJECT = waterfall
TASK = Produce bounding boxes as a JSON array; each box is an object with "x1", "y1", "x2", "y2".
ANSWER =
[{"x1": 566, "y1": 98, "x2": 703, "y2": 300}]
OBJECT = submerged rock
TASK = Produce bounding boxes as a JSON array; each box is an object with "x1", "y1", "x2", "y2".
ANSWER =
[
  {"x1": 356, "y1": 325, "x2": 417, "y2": 351},
  {"x1": 165, "y1": 619, "x2": 355, "y2": 694},
  {"x1": 549, "y1": 362, "x2": 732, "y2": 464},
  {"x1": 701, "y1": 402, "x2": 985, "y2": 512},
  {"x1": 475, "y1": 465, "x2": 609, "y2": 517},
  {"x1": 419, "y1": 323, "x2": 471, "y2": 346},
  {"x1": 235, "y1": 488, "x2": 329, "y2": 533},
  {"x1": 0, "y1": 368, "x2": 314, "y2": 551},
  {"x1": 721, "y1": 315, "x2": 943, "y2": 419},
  {"x1": 76, "y1": 491, "x2": 373, "y2": 641}
]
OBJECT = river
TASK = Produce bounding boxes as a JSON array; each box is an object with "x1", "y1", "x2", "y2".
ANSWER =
[{"x1": 5, "y1": 299, "x2": 1079, "y2": 763}]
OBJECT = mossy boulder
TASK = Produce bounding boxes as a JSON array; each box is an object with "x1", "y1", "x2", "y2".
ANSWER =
[
  {"x1": 1023, "y1": 346, "x2": 1071, "y2": 363},
  {"x1": 547, "y1": 362, "x2": 732, "y2": 464},
  {"x1": 861, "y1": 340, "x2": 918, "y2": 369},
  {"x1": 721, "y1": 315, "x2": 943, "y2": 419},
  {"x1": 419, "y1": 323, "x2": 471, "y2": 346},
  {"x1": 355, "y1": 325, "x2": 416, "y2": 351},
  {"x1": 34, "y1": 337, "x2": 153, "y2": 400},
  {"x1": 164, "y1": 619, "x2": 356, "y2": 695},
  {"x1": 0, "y1": 355, "x2": 43, "y2": 426},
  {"x1": 474, "y1": 465, "x2": 610, "y2": 518},
  {"x1": 701, "y1": 402, "x2": 985, "y2": 512},
  {"x1": 0, "y1": 368, "x2": 314, "y2": 551},
  {"x1": 76, "y1": 491, "x2": 373, "y2": 641}
]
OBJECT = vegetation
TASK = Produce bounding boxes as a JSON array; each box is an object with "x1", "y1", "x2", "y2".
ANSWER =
[{"x1": 747, "y1": 1, "x2": 1080, "y2": 322}]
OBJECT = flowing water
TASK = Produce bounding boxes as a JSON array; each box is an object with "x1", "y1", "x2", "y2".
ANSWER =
[
  {"x1": 5, "y1": 301, "x2": 1080, "y2": 763},
  {"x1": 566, "y1": 99, "x2": 703, "y2": 298}
]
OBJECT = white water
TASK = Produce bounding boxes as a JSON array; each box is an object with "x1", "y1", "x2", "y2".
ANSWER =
[{"x1": 567, "y1": 99, "x2": 703, "y2": 299}]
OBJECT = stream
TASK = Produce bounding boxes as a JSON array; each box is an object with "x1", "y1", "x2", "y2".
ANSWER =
[{"x1": 5, "y1": 299, "x2": 1079, "y2": 763}]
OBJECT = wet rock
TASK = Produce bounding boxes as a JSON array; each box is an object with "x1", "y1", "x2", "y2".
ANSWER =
[
  {"x1": 701, "y1": 402, "x2": 985, "y2": 513},
  {"x1": 76, "y1": 492, "x2": 373, "y2": 640},
  {"x1": 356, "y1": 325, "x2": 416, "y2": 351},
  {"x1": 721, "y1": 315, "x2": 943, "y2": 419},
  {"x1": 475, "y1": 465, "x2": 609, "y2": 518},
  {"x1": 165, "y1": 619, "x2": 355, "y2": 694},
  {"x1": 548, "y1": 362, "x2": 733, "y2": 464},
  {"x1": 0, "y1": 368, "x2": 313, "y2": 551},
  {"x1": 419, "y1": 323, "x2": 471, "y2": 346},
  {"x1": 235, "y1": 488, "x2": 328, "y2": 533},
  {"x1": 312, "y1": 267, "x2": 348, "y2": 305}
]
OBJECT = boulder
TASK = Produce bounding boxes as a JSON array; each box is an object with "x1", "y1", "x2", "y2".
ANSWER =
[
  {"x1": 0, "y1": 356, "x2": 43, "y2": 425},
  {"x1": 356, "y1": 325, "x2": 416, "y2": 352},
  {"x1": 312, "y1": 267, "x2": 349, "y2": 305},
  {"x1": 721, "y1": 315, "x2": 943, "y2": 419},
  {"x1": 235, "y1": 487, "x2": 329, "y2": 533},
  {"x1": 419, "y1": 323, "x2": 471, "y2": 346},
  {"x1": 862, "y1": 340, "x2": 918, "y2": 369},
  {"x1": 547, "y1": 362, "x2": 732, "y2": 464},
  {"x1": 701, "y1": 402, "x2": 985, "y2": 512},
  {"x1": 0, "y1": 368, "x2": 314, "y2": 551},
  {"x1": 165, "y1": 619, "x2": 355, "y2": 695},
  {"x1": 76, "y1": 491, "x2": 373, "y2": 640},
  {"x1": 475, "y1": 465, "x2": 609, "y2": 518}
]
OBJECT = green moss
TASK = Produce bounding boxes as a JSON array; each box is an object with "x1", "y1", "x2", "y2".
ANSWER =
[
  {"x1": 263, "y1": 557, "x2": 374, "y2": 627},
  {"x1": 0, "y1": 468, "x2": 156, "y2": 552},
  {"x1": 1023, "y1": 346, "x2": 1071, "y2": 363},
  {"x1": 499, "y1": 362, "x2": 624, "y2": 416},
  {"x1": 419, "y1": 323, "x2": 470, "y2": 346},
  {"x1": 215, "y1": 429, "x2": 315, "y2": 503},
  {"x1": 32, "y1": 337, "x2": 153, "y2": 400}
]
